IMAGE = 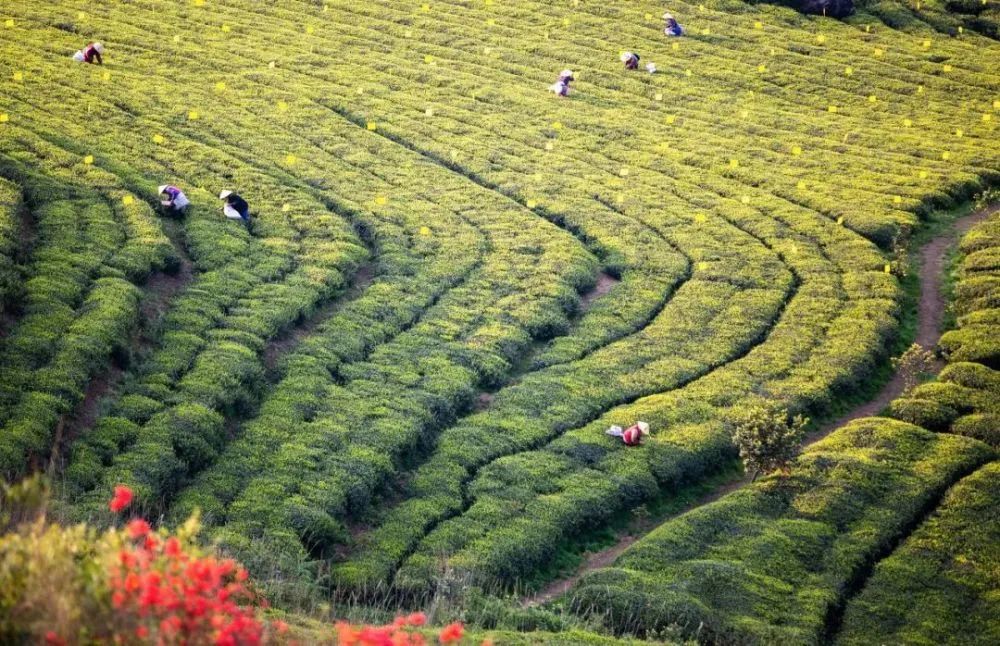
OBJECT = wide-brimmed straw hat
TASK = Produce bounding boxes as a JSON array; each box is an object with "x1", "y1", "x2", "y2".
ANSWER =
[{"x1": 637, "y1": 421, "x2": 650, "y2": 435}]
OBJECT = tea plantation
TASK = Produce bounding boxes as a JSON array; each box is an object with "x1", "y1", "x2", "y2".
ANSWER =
[{"x1": 0, "y1": 0, "x2": 998, "y2": 642}]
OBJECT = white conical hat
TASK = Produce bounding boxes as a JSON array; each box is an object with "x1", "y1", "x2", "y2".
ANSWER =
[
  {"x1": 637, "y1": 421, "x2": 650, "y2": 435},
  {"x1": 219, "y1": 190, "x2": 233, "y2": 199},
  {"x1": 663, "y1": 13, "x2": 674, "y2": 20},
  {"x1": 560, "y1": 69, "x2": 574, "y2": 78},
  {"x1": 620, "y1": 52, "x2": 632, "y2": 62},
  {"x1": 93, "y1": 42, "x2": 105, "y2": 53},
  {"x1": 158, "y1": 185, "x2": 169, "y2": 194}
]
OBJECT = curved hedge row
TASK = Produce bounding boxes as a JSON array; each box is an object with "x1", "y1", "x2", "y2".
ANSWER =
[
  {"x1": 890, "y1": 209, "x2": 1000, "y2": 444},
  {"x1": 569, "y1": 419, "x2": 994, "y2": 642},
  {"x1": 836, "y1": 460, "x2": 1000, "y2": 645}
]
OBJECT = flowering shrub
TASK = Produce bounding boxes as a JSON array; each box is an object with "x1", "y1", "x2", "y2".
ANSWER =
[{"x1": 1, "y1": 479, "x2": 474, "y2": 645}]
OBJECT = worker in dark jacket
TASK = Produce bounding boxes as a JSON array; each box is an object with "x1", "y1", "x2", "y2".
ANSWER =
[
  {"x1": 73, "y1": 42, "x2": 105, "y2": 64},
  {"x1": 219, "y1": 190, "x2": 251, "y2": 223},
  {"x1": 663, "y1": 13, "x2": 684, "y2": 37}
]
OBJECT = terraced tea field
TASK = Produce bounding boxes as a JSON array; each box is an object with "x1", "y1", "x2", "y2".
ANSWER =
[{"x1": 1, "y1": 0, "x2": 999, "y2": 642}]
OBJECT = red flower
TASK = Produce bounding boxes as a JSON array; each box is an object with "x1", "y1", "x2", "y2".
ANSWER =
[
  {"x1": 44, "y1": 631, "x2": 65, "y2": 645},
  {"x1": 272, "y1": 619, "x2": 289, "y2": 634},
  {"x1": 405, "y1": 612, "x2": 427, "y2": 627},
  {"x1": 439, "y1": 622, "x2": 464, "y2": 644},
  {"x1": 164, "y1": 536, "x2": 182, "y2": 557},
  {"x1": 109, "y1": 485, "x2": 133, "y2": 513},
  {"x1": 127, "y1": 519, "x2": 151, "y2": 539},
  {"x1": 135, "y1": 626, "x2": 149, "y2": 639}
]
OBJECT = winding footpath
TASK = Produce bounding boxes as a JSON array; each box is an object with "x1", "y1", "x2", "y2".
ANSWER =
[{"x1": 523, "y1": 203, "x2": 999, "y2": 608}]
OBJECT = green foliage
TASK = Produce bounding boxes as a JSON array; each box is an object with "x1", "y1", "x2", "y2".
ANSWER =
[
  {"x1": 569, "y1": 419, "x2": 994, "y2": 642},
  {"x1": 837, "y1": 461, "x2": 1000, "y2": 645},
  {"x1": 729, "y1": 400, "x2": 807, "y2": 480}
]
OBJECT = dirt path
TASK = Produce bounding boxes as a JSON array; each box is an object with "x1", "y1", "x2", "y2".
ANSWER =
[
  {"x1": 522, "y1": 203, "x2": 997, "y2": 608},
  {"x1": 48, "y1": 223, "x2": 196, "y2": 473}
]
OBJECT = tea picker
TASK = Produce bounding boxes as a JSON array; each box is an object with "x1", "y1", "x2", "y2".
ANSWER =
[
  {"x1": 620, "y1": 51, "x2": 641, "y2": 70},
  {"x1": 158, "y1": 184, "x2": 190, "y2": 215},
  {"x1": 72, "y1": 42, "x2": 105, "y2": 64},
  {"x1": 606, "y1": 421, "x2": 651, "y2": 446},
  {"x1": 219, "y1": 190, "x2": 251, "y2": 225},
  {"x1": 549, "y1": 69, "x2": 575, "y2": 97},
  {"x1": 663, "y1": 13, "x2": 684, "y2": 37}
]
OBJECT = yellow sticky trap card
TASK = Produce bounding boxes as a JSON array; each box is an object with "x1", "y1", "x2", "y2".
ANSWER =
[
  {"x1": 836, "y1": 216, "x2": 844, "y2": 225},
  {"x1": 173, "y1": 35, "x2": 181, "y2": 43},
  {"x1": 816, "y1": 34, "x2": 826, "y2": 44},
  {"x1": 305, "y1": 25, "x2": 314, "y2": 34},
  {"x1": 942, "y1": 151, "x2": 951, "y2": 160},
  {"x1": 526, "y1": 200, "x2": 537, "y2": 209},
  {"x1": 285, "y1": 154, "x2": 297, "y2": 165},
  {"x1": 903, "y1": 118, "x2": 913, "y2": 127},
  {"x1": 419, "y1": 226, "x2": 431, "y2": 236},
  {"x1": 874, "y1": 48, "x2": 884, "y2": 57},
  {"x1": 77, "y1": 11, "x2": 86, "y2": 19},
  {"x1": 221, "y1": 24, "x2": 231, "y2": 33},
  {"x1": 619, "y1": 167, "x2": 630, "y2": 177},
  {"x1": 758, "y1": 64, "x2": 767, "y2": 72},
  {"x1": 922, "y1": 39, "x2": 931, "y2": 48},
  {"x1": 545, "y1": 142, "x2": 554, "y2": 151},
  {"x1": 844, "y1": 67, "x2": 853, "y2": 76},
  {"x1": 955, "y1": 129, "x2": 963, "y2": 137},
  {"x1": 83, "y1": 155, "x2": 94, "y2": 165},
  {"x1": 122, "y1": 195, "x2": 134, "y2": 206},
  {"x1": 868, "y1": 95, "x2": 877, "y2": 103},
  {"x1": 797, "y1": 180, "x2": 807, "y2": 189},
  {"x1": 701, "y1": 28, "x2": 710, "y2": 36},
  {"x1": 655, "y1": 93, "x2": 663, "y2": 101},
  {"x1": 893, "y1": 195, "x2": 902, "y2": 204},
  {"x1": 4, "y1": 19, "x2": 14, "y2": 28},
  {"x1": 993, "y1": 100, "x2": 1000, "y2": 109},
  {"x1": 685, "y1": 69, "x2": 693, "y2": 77},
  {"x1": 152, "y1": 134, "x2": 165, "y2": 144},
  {"x1": 729, "y1": 159, "x2": 739, "y2": 168},
  {"x1": 884, "y1": 264, "x2": 892, "y2": 274},
  {"x1": 672, "y1": 42, "x2": 679, "y2": 50},
  {"x1": 828, "y1": 105, "x2": 838, "y2": 113},
  {"x1": 215, "y1": 81, "x2": 226, "y2": 92},
  {"x1": 0, "y1": 114, "x2": 8, "y2": 123},
  {"x1": 741, "y1": 195, "x2": 751, "y2": 204},
  {"x1": 917, "y1": 85, "x2": 925, "y2": 94},
  {"x1": 665, "y1": 115, "x2": 676, "y2": 124},
  {"x1": 425, "y1": 107, "x2": 434, "y2": 116},
  {"x1": 552, "y1": 121, "x2": 563, "y2": 130},
  {"x1": 791, "y1": 145, "x2": 803, "y2": 155},
  {"x1": 367, "y1": 121, "x2": 377, "y2": 131},
  {"x1": 694, "y1": 213, "x2": 707, "y2": 223},
  {"x1": 697, "y1": 261, "x2": 709, "y2": 271},
  {"x1": 754, "y1": 21, "x2": 763, "y2": 29},
  {"x1": 277, "y1": 101, "x2": 289, "y2": 111},
  {"x1": 13, "y1": 71, "x2": 23, "y2": 81},
  {"x1": 646, "y1": 13, "x2": 653, "y2": 20},
  {"x1": 983, "y1": 113, "x2": 993, "y2": 122},
  {"x1": 374, "y1": 196, "x2": 388, "y2": 206},
  {"x1": 188, "y1": 110, "x2": 200, "y2": 120},
  {"x1": 282, "y1": 203, "x2": 291, "y2": 212},
  {"x1": 268, "y1": 61, "x2": 276, "y2": 69},
  {"x1": 424, "y1": 55, "x2": 433, "y2": 64},
  {"x1": 943, "y1": 64, "x2": 952, "y2": 72},
  {"x1": 919, "y1": 170, "x2": 928, "y2": 179},
  {"x1": 422, "y1": 3, "x2": 430, "y2": 11}
]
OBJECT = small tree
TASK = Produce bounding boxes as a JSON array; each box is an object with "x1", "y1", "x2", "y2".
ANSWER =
[{"x1": 731, "y1": 401, "x2": 808, "y2": 481}]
